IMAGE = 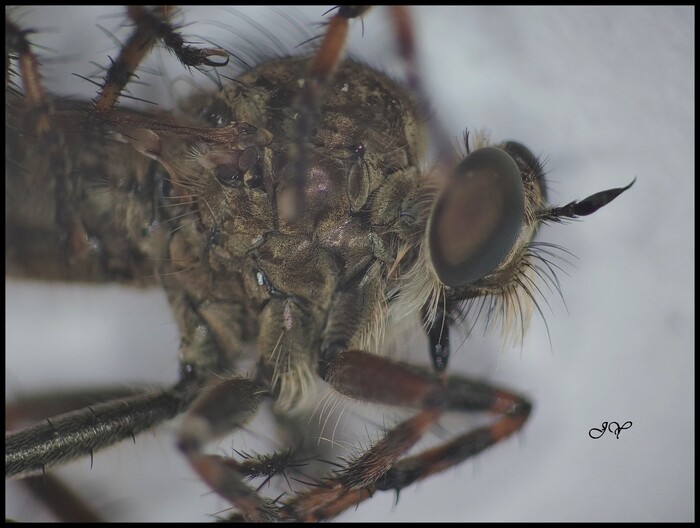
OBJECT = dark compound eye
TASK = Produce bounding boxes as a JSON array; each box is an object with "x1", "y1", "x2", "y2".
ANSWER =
[
  {"x1": 500, "y1": 140, "x2": 547, "y2": 201},
  {"x1": 500, "y1": 141, "x2": 538, "y2": 172},
  {"x1": 427, "y1": 147, "x2": 525, "y2": 287}
]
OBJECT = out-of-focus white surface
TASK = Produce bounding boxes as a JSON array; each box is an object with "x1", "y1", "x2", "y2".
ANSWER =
[{"x1": 6, "y1": 6, "x2": 694, "y2": 522}]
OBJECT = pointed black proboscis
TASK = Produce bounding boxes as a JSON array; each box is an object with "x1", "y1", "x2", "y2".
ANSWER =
[{"x1": 540, "y1": 178, "x2": 635, "y2": 222}]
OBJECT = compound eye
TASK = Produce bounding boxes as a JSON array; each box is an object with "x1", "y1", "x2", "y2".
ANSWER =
[{"x1": 427, "y1": 147, "x2": 525, "y2": 287}]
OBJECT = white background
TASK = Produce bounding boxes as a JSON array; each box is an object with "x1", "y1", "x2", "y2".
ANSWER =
[{"x1": 6, "y1": 6, "x2": 694, "y2": 522}]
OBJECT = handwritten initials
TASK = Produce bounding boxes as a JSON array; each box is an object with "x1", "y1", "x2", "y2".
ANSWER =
[{"x1": 589, "y1": 421, "x2": 633, "y2": 439}]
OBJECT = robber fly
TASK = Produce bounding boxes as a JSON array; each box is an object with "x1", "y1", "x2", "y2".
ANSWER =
[{"x1": 5, "y1": 6, "x2": 633, "y2": 522}]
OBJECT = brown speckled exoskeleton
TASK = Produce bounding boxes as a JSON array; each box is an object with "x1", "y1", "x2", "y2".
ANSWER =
[{"x1": 5, "y1": 6, "x2": 633, "y2": 522}]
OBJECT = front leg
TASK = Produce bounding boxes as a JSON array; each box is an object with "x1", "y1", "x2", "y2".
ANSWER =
[{"x1": 279, "y1": 348, "x2": 531, "y2": 521}]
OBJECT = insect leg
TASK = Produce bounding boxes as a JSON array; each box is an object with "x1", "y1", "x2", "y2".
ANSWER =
[
  {"x1": 7, "y1": 386, "x2": 155, "y2": 430},
  {"x1": 284, "y1": 349, "x2": 531, "y2": 520},
  {"x1": 387, "y1": 6, "x2": 457, "y2": 168},
  {"x1": 5, "y1": 14, "x2": 50, "y2": 135},
  {"x1": 285, "y1": 6, "x2": 372, "y2": 221},
  {"x1": 280, "y1": 409, "x2": 442, "y2": 521},
  {"x1": 176, "y1": 376, "x2": 280, "y2": 521},
  {"x1": 376, "y1": 385, "x2": 529, "y2": 493},
  {"x1": 294, "y1": 6, "x2": 372, "y2": 147},
  {"x1": 7, "y1": 387, "x2": 151, "y2": 522},
  {"x1": 17, "y1": 473, "x2": 102, "y2": 522},
  {"x1": 92, "y1": 6, "x2": 227, "y2": 114},
  {"x1": 6, "y1": 386, "x2": 192, "y2": 479}
]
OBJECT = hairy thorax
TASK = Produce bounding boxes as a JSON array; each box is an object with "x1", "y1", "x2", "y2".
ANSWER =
[{"x1": 164, "y1": 57, "x2": 428, "y2": 409}]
